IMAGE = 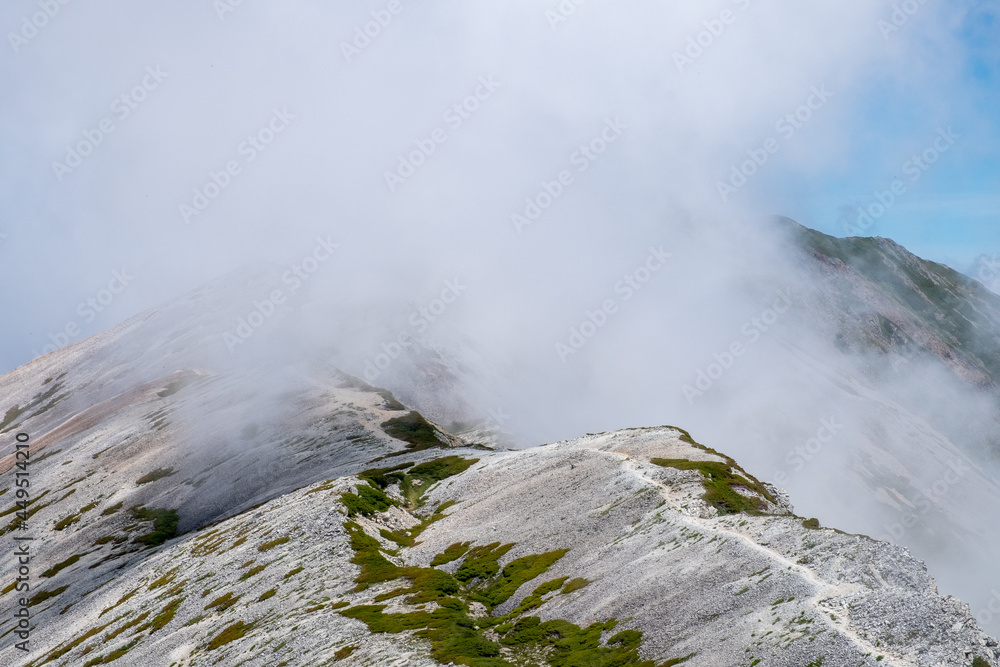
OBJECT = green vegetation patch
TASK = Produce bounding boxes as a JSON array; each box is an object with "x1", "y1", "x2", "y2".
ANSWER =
[
  {"x1": 358, "y1": 461, "x2": 414, "y2": 487},
  {"x1": 341, "y1": 484, "x2": 394, "y2": 518},
  {"x1": 240, "y1": 564, "x2": 268, "y2": 581},
  {"x1": 802, "y1": 518, "x2": 821, "y2": 530},
  {"x1": 28, "y1": 585, "x2": 70, "y2": 607},
  {"x1": 562, "y1": 577, "x2": 590, "y2": 594},
  {"x1": 651, "y1": 457, "x2": 773, "y2": 515},
  {"x1": 138, "y1": 597, "x2": 184, "y2": 634},
  {"x1": 0, "y1": 379, "x2": 68, "y2": 434},
  {"x1": 409, "y1": 456, "x2": 479, "y2": 485},
  {"x1": 431, "y1": 542, "x2": 472, "y2": 566},
  {"x1": 334, "y1": 645, "x2": 358, "y2": 660},
  {"x1": 101, "y1": 502, "x2": 123, "y2": 516},
  {"x1": 31, "y1": 613, "x2": 122, "y2": 665},
  {"x1": 360, "y1": 455, "x2": 478, "y2": 507},
  {"x1": 129, "y1": 506, "x2": 179, "y2": 546},
  {"x1": 258, "y1": 536, "x2": 290, "y2": 552},
  {"x1": 136, "y1": 468, "x2": 176, "y2": 485},
  {"x1": 205, "y1": 592, "x2": 240, "y2": 612},
  {"x1": 41, "y1": 554, "x2": 84, "y2": 578},
  {"x1": 381, "y1": 411, "x2": 445, "y2": 453},
  {"x1": 474, "y1": 549, "x2": 569, "y2": 607},
  {"x1": 341, "y1": 508, "x2": 690, "y2": 667},
  {"x1": 455, "y1": 542, "x2": 515, "y2": 583},
  {"x1": 206, "y1": 621, "x2": 251, "y2": 651}
]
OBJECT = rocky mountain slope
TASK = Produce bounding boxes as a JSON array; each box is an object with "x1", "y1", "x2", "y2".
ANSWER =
[{"x1": 4, "y1": 413, "x2": 997, "y2": 666}]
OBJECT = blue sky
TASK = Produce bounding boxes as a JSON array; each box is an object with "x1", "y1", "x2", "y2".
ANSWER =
[{"x1": 769, "y1": 2, "x2": 999, "y2": 274}]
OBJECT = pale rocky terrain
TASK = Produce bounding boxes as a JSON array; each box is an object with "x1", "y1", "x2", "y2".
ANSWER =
[{"x1": 3, "y1": 399, "x2": 998, "y2": 666}]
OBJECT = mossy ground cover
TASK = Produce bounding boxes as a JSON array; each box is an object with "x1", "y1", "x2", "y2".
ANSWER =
[
  {"x1": 380, "y1": 411, "x2": 447, "y2": 454},
  {"x1": 346, "y1": 455, "x2": 478, "y2": 518},
  {"x1": 653, "y1": 428, "x2": 775, "y2": 516},
  {"x1": 0, "y1": 377, "x2": 68, "y2": 434},
  {"x1": 129, "y1": 506, "x2": 179, "y2": 546},
  {"x1": 340, "y1": 489, "x2": 691, "y2": 666},
  {"x1": 651, "y1": 458, "x2": 768, "y2": 515},
  {"x1": 341, "y1": 484, "x2": 394, "y2": 517}
]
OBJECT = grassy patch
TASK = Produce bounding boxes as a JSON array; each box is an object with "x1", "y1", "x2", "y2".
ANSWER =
[
  {"x1": 360, "y1": 455, "x2": 478, "y2": 507},
  {"x1": 41, "y1": 554, "x2": 84, "y2": 578},
  {"x1": 100, "y1": 587, "x2": 140, "y2": 617},
  {"x1": 340, "y1": 510, "x2": 690, "y2": 667},
  {"x1": 341, "y1": 484, "x2": 394, "y2": 518},
  {"x1": 101, "y1": 502, "x2": 123, "y2": 516},
  {"x1": 474, "y1": 549, "x2": 569, "y2": 607},
  {"x1": 136, "y1": 468, "x2": 176, "y2": 485},
  {"x1": 358, "y1": 462, "x2": 414, "y2": 498},
  {"x1": 802, "y1": 518, "x2": 821, "y2": 530},
  {"x1": 431, "y1": 542, "x2": 471, "y2": 566},
  {"x1": 240, "y1": 564, "x2": 267, "y2": 581},
  {"x1": 258, "y1": 588, "x2": 277, "y2": 602},
  {"x1": 205, "y1": 592, "x2": 240, "y2": 612},
  {"x1": 28, "y1": 585, "x2": 70, "y2": 606},
  {"x1": 381, "y1": 411, "x2": 445, "y2": 453},
  {"x1": 409, "y1": 456, "x2": 478, "y2": 485},
  {"x1": 129, "y1": 506, "x2": 179, "y2": 546},
  {"x1": 651, "y1": 458, "x2": 772, "y2": 515},
  {"x1": 455, "y1": 542, "x2": 514, "y2": 583},
  {"x1": 206, "y1": 621, "x2": 251, "y2": 651},
  {"x1": 140, "y1": 597, "x2": 184, "y2": 634},
  {"x1": 562, "y1": 577, "x2": 590, "y2": 594},
  {"x1": 258, "y1": 536, "x2": 290, "y2": 552},
  {"x1": 334, "y1": 645, "x2": 358, "y2": 660}
]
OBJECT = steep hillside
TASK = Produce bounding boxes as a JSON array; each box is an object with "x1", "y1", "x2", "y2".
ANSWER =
[
  {"x1": 783, "y1": 217, "x2": 1000, "y2": 393},
  {"x1": 5, "y1": 426, "x2": 996, "y2": 666}
]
